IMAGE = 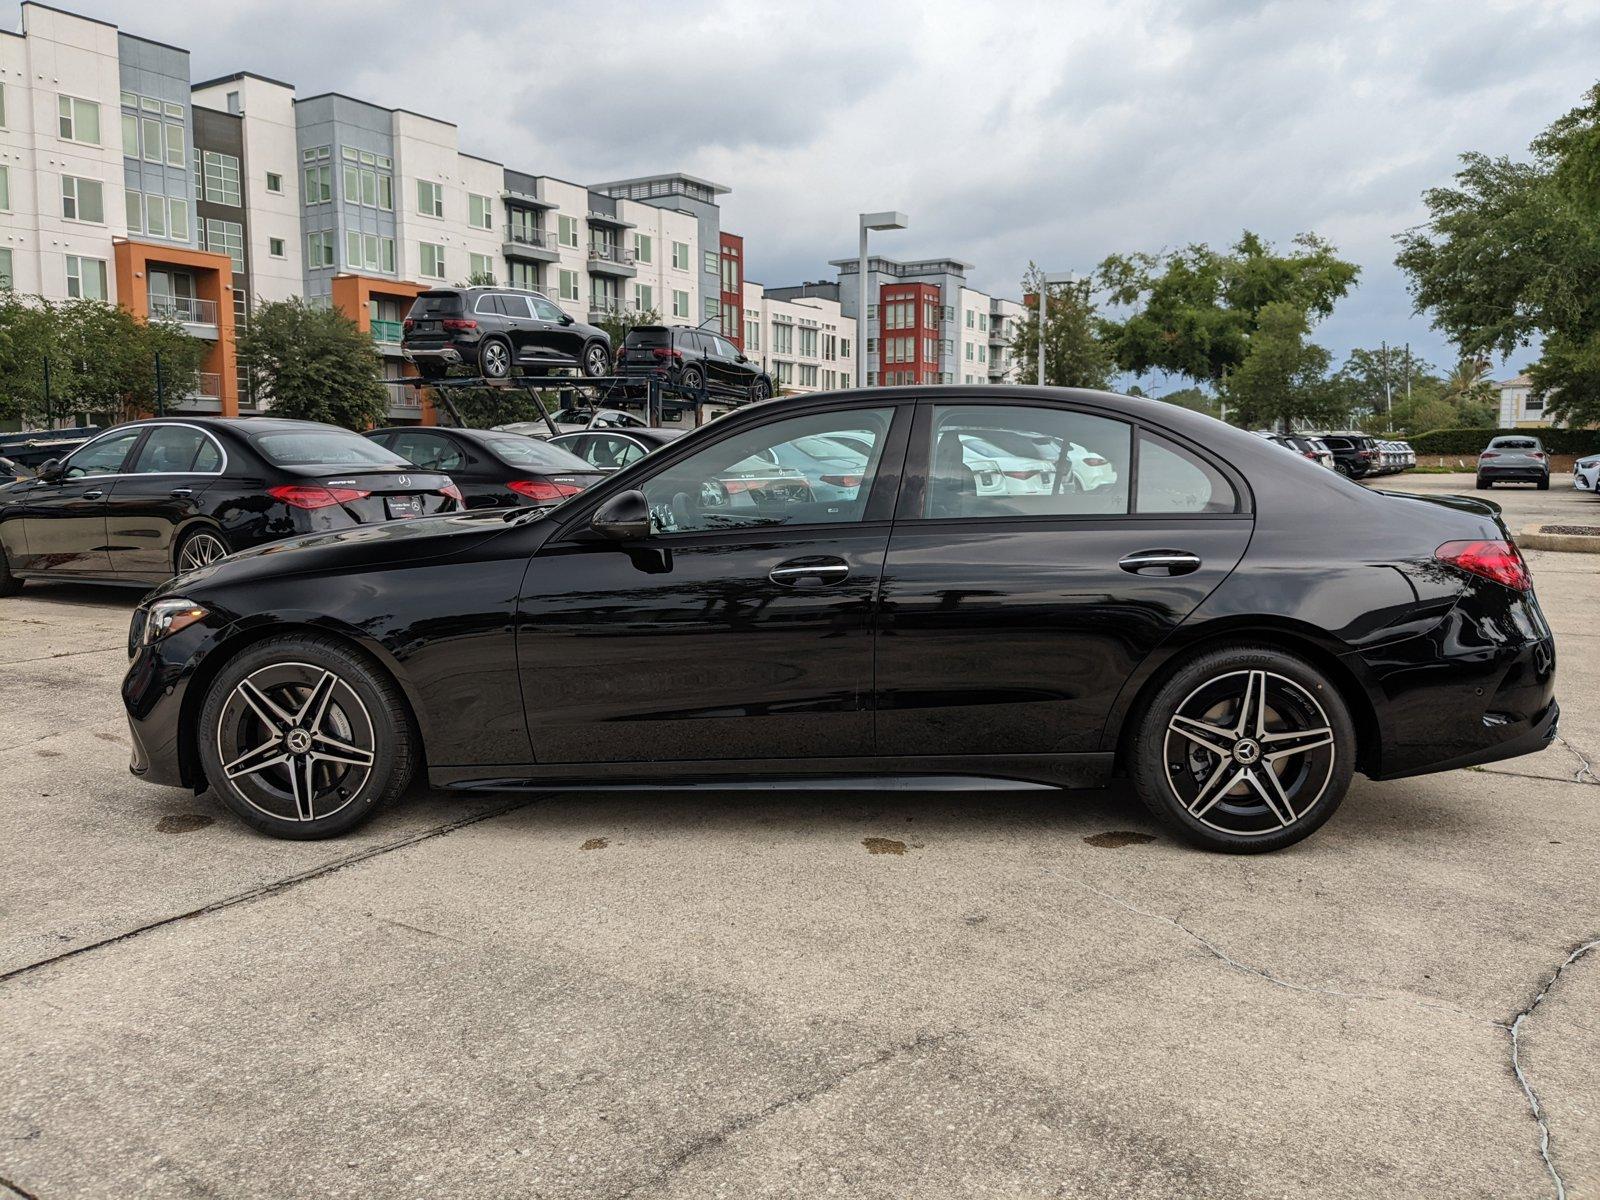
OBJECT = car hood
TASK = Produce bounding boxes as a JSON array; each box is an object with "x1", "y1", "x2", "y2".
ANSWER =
[{"x1": 152, "y1": 509, "x2": 531, "y2": 600}]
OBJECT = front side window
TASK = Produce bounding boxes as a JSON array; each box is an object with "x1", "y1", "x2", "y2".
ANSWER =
[
  {"x1": 924, "y1": 405, "x2": 1131, "y2": 519},
  {"x1": 641, "y1": 408, "x2": 894, "y2": 535},
  {"x1": 1136, "y1": 433, "x2": 1238, "y2": 514},
  {"x1": 530, "y1": 295, "x2": 565, "y2": 322},
  {"x1": 64, "y1": 428, "x2": 142, "y2": 477}
]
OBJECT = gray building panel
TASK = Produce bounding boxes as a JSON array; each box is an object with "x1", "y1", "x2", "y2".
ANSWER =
[
  {"x1": 295, "y1": 95, "x2": 398, "y2": 299},
  {"x1": 117, "y1": 31, "x2": 197, "y2": 250}
]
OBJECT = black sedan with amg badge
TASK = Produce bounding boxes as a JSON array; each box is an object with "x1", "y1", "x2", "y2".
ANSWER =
[{"x1": 0, "y1": 417, "x2": 461, "y2": 592}]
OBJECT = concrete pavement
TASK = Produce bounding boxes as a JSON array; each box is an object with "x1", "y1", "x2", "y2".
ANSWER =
[{"x1": 1, "y1": 477, "x2": 1596, "y2": 1199}]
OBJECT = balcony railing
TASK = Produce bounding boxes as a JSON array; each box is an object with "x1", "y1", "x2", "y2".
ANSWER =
[
  {"x1": 587, "y1": 244, "x2": 636, "y2": 266},
  {"x1": 371, "y1": 319, "x2": 405, "y2": 345},
  {"x1": 189, "y1": 372, "x2": 221, "y2": 400},
  {"x1": 506, "y1": 225, "x2": 553, "y2": 249},
  {"x1": 386, "y1": 380, "x2": 420, "y2": 409},
  {"x1": 150, "y1": 295, "x2": 218, "y2": 326}
]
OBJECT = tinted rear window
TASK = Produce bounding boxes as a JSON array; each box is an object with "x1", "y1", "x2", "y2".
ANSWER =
[
  {"x1": 479, "y1": 434, "x2": 594, "y2": 470},
  {"x1": 252, "y1": 429, "x2": 408, "y2": 467},
  {"x1": 624, "y1": 327, "x2": 672, "y2": 348},
  {"x1": 408, "y1": 291, "x2": 464, "y2": 318},
  {"x1": 1491, "y1": 438, "x2": 1538, "y2": 450}
]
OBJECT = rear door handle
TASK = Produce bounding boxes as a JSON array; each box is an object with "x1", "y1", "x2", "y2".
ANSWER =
[
  {"x1": 170, "y1": 487, "x2": 193, "y2": 497},
  {"x1": 81, "y1": 490, "x2": 104, "y2": 500},
  {"x1": 1119, "y1": 549, "x2": 1202, "y2": 576},
  {"x1": 769, "y1": 556, "x2": 850, "y2": 587}
]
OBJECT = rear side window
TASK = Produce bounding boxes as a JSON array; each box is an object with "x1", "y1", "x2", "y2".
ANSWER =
[
  {"x1": 408, "y1": 291, "x2": 463, "y2": 318},
  {"x1": 1136, "y1": 434, "x2": 1238, "y2": 514},
  {"x1": 252, "y1": 429, "x2": 407, "y2": 467},
  {"x1": 496, "y1": 294, "x2": 532, "y2": 319},
  {"x1": 925, "y1": 405, "x2": 1130, "y2": 519}
]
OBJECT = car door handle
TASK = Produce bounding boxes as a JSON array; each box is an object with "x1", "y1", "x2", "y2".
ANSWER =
[
  {"x1": 170, "y1": 487, "x2": 193, "y2": 497},
  {"x1": 81, "y1": 490, "x2": 104, "y2": 500},
  {"x1": 1119, "y1": 549, "x2": 1202, "y2": 576},
  {"x1": 769, "y1": 557, "x2": 850, "y2": 586}
]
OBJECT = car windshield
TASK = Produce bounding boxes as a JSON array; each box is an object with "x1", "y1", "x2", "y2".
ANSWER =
[
  {"x1": 252, "y1": 429, "x2": 409, "y2": 467},
  {"x1": 480, "y1": 433, "x2": 593, "y2": 470}
]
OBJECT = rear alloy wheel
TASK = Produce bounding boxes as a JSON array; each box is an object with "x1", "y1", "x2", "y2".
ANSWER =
[
  {"x1": 1334, "y1": 461, "x2": 1353, "y2": 478},
  {"x1": 1129, "y1": 646, "x2": 1355, "y2": 853},
  {"x1": 176, "y1": 529, "x2": 229, "y2": 575},
  {"x1": 680, "y1": 365, "x2": 706, "y2": 392},
  {"x1": 479, "y1": 338, "x2": 513, "y2": 379},
  {"x1": 199, "y1": 634, "x2": 415, "y2": 839},
  {"x1": 582, "y1": 342, "x2": 611, "y2": 377},
  {"x1": 749, "y1": 378, "x2": 771, "y2": 402}
]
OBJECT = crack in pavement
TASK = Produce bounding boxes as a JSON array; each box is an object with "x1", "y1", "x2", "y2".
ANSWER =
[
  {"x1": 608, "y1": 1029, "x2": 960, "y2": 1199},
  {"x1": 0, "y1": 645, "x2": 124, "y2": 667},
  {"x1": 1065, "y1": 877, "x2": 1502, "y2": 1028},
  {"x1": 0, "y1": 796, "x2": 537, "y2": 986},
  {"x1": 1552, "y1": 734, "x2": 1598, "y2": 786},
  {"x1": 0, "y1": 1173, "x2": 42, "y2": 1199},
  {"x1": 1508, "y1": 936, "x2": 1600, "y2": 1200}
]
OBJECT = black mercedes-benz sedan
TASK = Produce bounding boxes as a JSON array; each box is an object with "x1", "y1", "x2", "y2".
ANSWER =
[
  {"x1": 364, "y1": 426, "x2": 604, "y2": 509},
  {"x1": 121, "y1": 387, "x2": 1558, "y2": 852},
  {"x1": 0, "y1": 417, "x2": 462, "y2": 592}
]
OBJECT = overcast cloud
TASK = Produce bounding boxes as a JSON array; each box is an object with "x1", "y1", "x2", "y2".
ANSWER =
[{"x1": 53, "y1": 0, "x2": 1600, "y2": 383}]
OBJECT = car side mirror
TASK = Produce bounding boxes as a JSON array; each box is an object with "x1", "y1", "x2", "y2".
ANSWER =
[
  {"x1": 590, "y1": 489, "x2": 651, "y2": 540},
  {"x1": 560, "y1": 313, "x2": 574, "y2": 326},
  {"x1": 36, "y1": 458, "x2": 63, "y2": 482}
]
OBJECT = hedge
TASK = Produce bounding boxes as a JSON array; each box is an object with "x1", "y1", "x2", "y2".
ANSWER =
[{"x1": 1407, "y1": 427, "x2": 1600, "y2": 455}]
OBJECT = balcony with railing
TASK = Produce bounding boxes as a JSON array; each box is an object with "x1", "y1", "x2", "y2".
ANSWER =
[
  {"x1": 371, "y1": 319, "x2": 405, "y2": 346},
  {"x1": 504, "y1": 224, "x2": 560, "y2": 262},
  {"x1": 149, "y1": 294, "x2": 219, "y2": 337},
  {"x1": 385, "y1": 379, "x2": 421, "y2": 412},
  {"x1": 586, "y1": 243, "x2": 637, "y2": 277}
]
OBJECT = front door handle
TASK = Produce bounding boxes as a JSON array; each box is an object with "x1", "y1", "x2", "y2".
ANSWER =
[
  {"x1": 769, "y1": 556, "x2": 850, "y2": 587},
  {"x1": 170, "y1": 487, "x2": 193, "y2": 497},
  {"x1": 1119, "y1": 549, "x2": 1202, "y2": 576},
  {"x1": 81, "y1": 490, "x2": 105, "y2": 501}
]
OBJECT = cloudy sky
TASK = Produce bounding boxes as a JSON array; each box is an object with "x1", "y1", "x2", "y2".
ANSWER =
[{"x1": 52, "y1": 0, "x2": 1600, "y2": 384}]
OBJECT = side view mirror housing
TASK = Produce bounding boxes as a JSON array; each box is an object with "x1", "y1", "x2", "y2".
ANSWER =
[
  {"x1": 560, "y1": 313, "x2": 575, "y2": 326},
  {"x1": 590, "y1": 489, "x2": 651, "y2": 540},
  {"x1": 36, "y1": 458, "x2": 63, "y2": 482}
]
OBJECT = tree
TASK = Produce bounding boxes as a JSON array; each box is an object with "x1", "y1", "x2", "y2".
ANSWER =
[
  {"x1": 1153, "y1": 386, "x2": 1221, "y2": 418},
  {"x1": 1097, "y1": 231, "x2": 1359, "y2": 389},
  {"x1": 1336, "y1": 345, "x2": 1438, "y2": 430},
  {"x1": 1396, "y1": 81, "x2": 1600, "y2": 426},
  {"x1": 1010, "y1": 266, "x2": 1114, "y2": 389},
  {"x1": 1219, "y1": 302, "x2": 1346, "y2": 430},
  {"x1": 238, "y1": 298, "x2": 390, "y2": 430},
  {"x1": 594, "y1": 305, "x2": 662, "y2": 349}
]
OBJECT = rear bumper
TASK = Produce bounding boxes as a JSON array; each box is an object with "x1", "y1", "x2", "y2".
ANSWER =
[
  {"x1": 1478, "y1": 466, "x2": 1547, "y2": 481},
  {"x1": 402, "y1": 346, "x2": 465, "y2": 365},
  {"x1": 1377, "y1": 699, "x2": 1558, "y2": 780}
]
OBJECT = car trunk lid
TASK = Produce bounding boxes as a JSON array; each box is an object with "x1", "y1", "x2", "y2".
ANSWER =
[{"x1": 273, "y1": 465, "x2": 458, "y2": 522}]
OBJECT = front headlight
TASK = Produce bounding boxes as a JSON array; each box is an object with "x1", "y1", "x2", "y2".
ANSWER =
[{"x1": 132, "y1": 598, "x2": 209, "y2": 656}]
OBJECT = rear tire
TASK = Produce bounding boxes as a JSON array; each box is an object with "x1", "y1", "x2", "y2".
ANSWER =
[
  {"x1": 198, "y1": 633, "x2": 416, "y2": 840},
  {"x1": 479, "y1": 337, "x2": 513, "y2": 380},
  {"x1": 680, "y1": 365, "x2": 706, "y2": 392},
  {"x1": 0, "y1": 544, "x2": 23, "y2": 596},
  {"x1": 1537, "y1": 476, "x2": 1549, "y2": 491},
  {"x1": 1335, "y1": 461, "x2": 1353, "y2": 478},
  {"x1": 1128, "y1": 645, "x2": 1356, "y2": 854},
  {"x1": 1476, "y1": 476, "x2": 1489, "y2": 490},
  {"x1": 581, "y1": 341, "x2": 610, "y2": 378},
  {"x1": 174, "y1": 527, "x2": 230, "y2": 576}
]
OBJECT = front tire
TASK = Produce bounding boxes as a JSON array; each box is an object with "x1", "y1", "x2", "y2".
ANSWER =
[
  {"x1": 0, "y1": 544, "x2": 23, "y2": 596},
  {"x1": 198, "y1": 634, "x2": 416, "y2": 840},
  {"x1": 1128, "y1": 645, "x2": 1356, "y2": 853},
  {"x1": 680, "y1": 364, "x2": 706, "y2": 392},
  {"x1": 582, "y1": 341, "x2": 610, "y2": 378}
]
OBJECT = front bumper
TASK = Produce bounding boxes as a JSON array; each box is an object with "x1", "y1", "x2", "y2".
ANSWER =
[{"x1": 123, "y1": 621, "x2": 219, "y2": 791}]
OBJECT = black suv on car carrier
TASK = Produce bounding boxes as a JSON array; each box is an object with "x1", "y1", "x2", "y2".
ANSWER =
[
  {"x1": 616, "y1": 326, "x2": 772, "y2": 403},
  {"x1": 401, "y1": 287, "x2": 611, "y2": 381}
]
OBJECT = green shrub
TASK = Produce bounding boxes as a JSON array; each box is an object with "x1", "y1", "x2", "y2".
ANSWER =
[{"x1": 1408, "y1": 426, "x2": 1600, "y2": 454}]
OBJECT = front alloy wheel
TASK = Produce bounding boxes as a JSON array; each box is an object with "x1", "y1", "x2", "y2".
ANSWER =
[
  {"x1": 198, "y1": 634, "x2": 416, "y2": 838},
  {"x1": 1130, "y1": 647, "x2": 1355, "y2": 852}
]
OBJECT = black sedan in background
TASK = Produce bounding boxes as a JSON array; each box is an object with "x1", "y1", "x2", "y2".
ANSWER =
[
  {"x1": 0, "y1": 417, "x2": 461, "y2": 593},
  {"x1": 549, "y1": 427, "x2": 685, "y2": 472},
  {"x1": 124, "y1": 386, "x2": 1558, "y2": 852},
  {"x1": 366, "y1": 426, "x2": 604, "y2": 509}
]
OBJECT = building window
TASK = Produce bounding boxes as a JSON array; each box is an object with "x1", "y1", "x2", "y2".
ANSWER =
[
  {"x1": 169, "y1": 198, "x2": 189, "y2": 240},
  {"x1": 704, "y1": 250, "x2": 718, "y2": 274},
  {"x1": 470, "y1": 252, "x2": 495, "y2": 282},
  {"x1": 558, "y1": 269, "x2": 579, "y2": 301},
  {"x1": 634, "y1": 233, "x2": 653, "y2": 265},
  {"x1": 634, "y1": 283, "x2": 653, "y2": 311},
  {"x1": 202, "y1": 151, "x2": 242, "y2": 206},
  {"x1": 469, "y1": 193, "x2": 493, "y2": 229},
  {"x1": 58, "y1": 95, "x2": 100, "y2": 145},
  {"x1": 61, "y1": 176, "x2": 104, "y2": 223},
  {"x1": 0, "y1": 84, "x2": 6, "y2": 128},
  {"x1": 800, "y1": 328, "x2": 818, "y2": 358},
  {"x1": 122, "y1": 111, "x2": 138, "y2": 155},
  {"x1": 65, "y1": 255, "x2": 108, "y2": 300},
  {"x1": 773, "y1": 323, "x2": 793, "y2": 354},
  {"x1": 558, "y1": 214, "x2": 579, "y2": 247},
  {"x1": 721, "y1": 255, "x2": 739, "y2": 292},
  {"x1": 341, "y1": 150, "x2": 391, "y2": 210},
  {"x1": 146, "y1": 193, "x2": 167, "y2": 237},
  {"x1": 800, "y1": 364, "x2": 818, "y2": 388},
  {"x1": 345, "y1": 231, "x2": 395, "y2": 274},
  {"x1": 744, "y1": 319, "x2": 759, "y2": 350},
  {"x1": 0, "y1": 248, "x2": 11, "y2": 291},
  {"x1": 269, "y1": 237, "x2": 285, "y2": 257},
  {"x1": 417, "y1": 180, "x2": 444, "y2": 218},
  {"x1": 204, "y1": 219, "x2": 245, "y2": 271},
  {"x1": 508, "y1": 260, "x2": 537, "y2": 291},
  {"x1": 672, "y1": 289, "x2": 689, "y2": 318},
  {"x1": 672, "y1": 240, "x2": 689, "y2": 271},
  {"x1": 306, "y1": 230, "x2": 335, "y2": 268},
  {"x1": 266, "y1": 172, "x2": 282, "y2": 194},
  {"x1": 302, "y1": 147, "x2": 333, "y2": 203},
  {"x1": 420, "y1": 243, "x2": 446, "y2": 279},
  {"x1": 0, "y1": 166, "x2": 7, "y2": 211},
  {"x1": 704, "y1": 296, "x2": 719, "y2": 320}
]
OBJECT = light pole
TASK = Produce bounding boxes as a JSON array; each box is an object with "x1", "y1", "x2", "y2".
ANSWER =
[
  {"x1": 856, "y1": 211, "x2": 908, "y2": 387},
  {"x1": 1036, "y1": 272, "x2": 1074, "y2": 386}
]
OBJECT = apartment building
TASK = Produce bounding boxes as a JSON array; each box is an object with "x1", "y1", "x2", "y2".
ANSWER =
[
  {"x1": 593, "y1": 172, "x2": 730, "y2": 338},
  {"x1": 827, "y1": 256, "x2": 1025, "y2": 388},
  {"x1": 742, "y1": 280, "x2": 853, "y2": 395},
  {"x1": 1494, "y1": 374, "x2": 1562, "y2": 428}
]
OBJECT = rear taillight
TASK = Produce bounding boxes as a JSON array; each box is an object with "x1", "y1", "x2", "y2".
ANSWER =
[
  {"x1": 268, "y1": 484, "x2": 371, "y2": 510},
  {"x1": 1002, "y1": 469, "x2": 1039, "y2": 480},
  {"x1": 1480, "y1": 451, "x2": 1499, "y2": 459},
  {"x1": 1303, "y1": 451, "x2": 1318, "y2": 460},
  {"x1": 440, "y1": 483, "x2": 464, "y2": 507},
  {"x1": 403, "y1": 318, "x2": 414, "y2": 333},
  {"x1": 441, "y1": 318, "x2": 477, "y2": 331},
  {"x1": 1530, "y1": 451, "x2": 1544, "y2": 459},
  {"x1": 1082, "y1": 456, "x2": 1108, "y2": 467},
  {"x1": 1436, "y1": 539, "x2": 1532, "y2": 592},
  {"x1": 820, "y1": 473, "x2": 864, "y2": 488},
  {"x1": 507, "y1": 479, "x2": 584, "y2": 502},
  {"x1": 652, "y1": 347, "x2": 684, "y2": 362}
]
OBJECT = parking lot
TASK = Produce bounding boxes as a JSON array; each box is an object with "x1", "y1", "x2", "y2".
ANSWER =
[{"x1": 1, "y1": 473, "x2": 1596, "y2": 1199}]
